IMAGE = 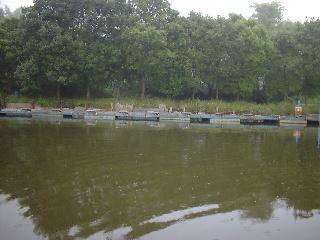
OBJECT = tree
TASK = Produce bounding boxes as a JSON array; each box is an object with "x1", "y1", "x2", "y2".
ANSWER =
[
  {"x1": 264, "y1": 22, "x2": 302, "y2": 102},
  {"x1": 0, "y1": 3, "x2": 4, "y2": 19},
  {"x1": 0, "y1": 4, "x2": 11, "y2": 17},
  {"x1": 103, "y1": 0, "x2": 134, "y2": 99},
  {"x1": 123, "y1": 24, "x2": 169, "y2": 98},
  {"x1": 219, "y1": 15, "x2": 275, "y2": 100},
  {"x1": 129, "y1": 0, "x2": 177, "y2": 28},
  {"x1": 250, "y1": 1, "x2": 285, "y2": 33},
  {"x1": 0, "y1": 2, "x2": 21, "y2": 17},
  {"x1": 155, "y1": 17, "x2": 192, "y2": 98},
  {"x1": 70, "y1": 0, "x2": 118, "y2": 99},
  {"x1": 9, "y1": 0, "x2": 320, "y2": 103},
  {"x1": 16, "y1": 2, "x2": 79, "y2": 98},
  {"x1": 298, "y1": 19, "x2": 320, "y2": 104},
  {"x1": 16, "y1": 0, "x2": 114, "y2": 98},
  {"x1": 0, "y1": 16, "x2": 19, "y2": 94},
  {"x1": 124, "y1": 0, "x2": 178, "y2": 98}
]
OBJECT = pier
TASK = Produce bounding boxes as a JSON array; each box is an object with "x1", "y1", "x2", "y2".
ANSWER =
[{"x1": 0, "y1": 107, "x2": 318, "y2": 126}]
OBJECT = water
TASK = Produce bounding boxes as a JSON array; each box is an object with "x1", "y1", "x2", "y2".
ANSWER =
[{"x1": 0, "y1": 118, "x2": 319, "y2": 240}]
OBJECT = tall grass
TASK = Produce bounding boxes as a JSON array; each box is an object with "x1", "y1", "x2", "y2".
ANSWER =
[{"x1": 4, "y1": 95, "x2": 320, "y2": 115}]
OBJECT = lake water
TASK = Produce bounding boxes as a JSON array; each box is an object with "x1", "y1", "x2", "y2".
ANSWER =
[{"x1": 0, "y1": 118, "x2": 319, "y2": 240}]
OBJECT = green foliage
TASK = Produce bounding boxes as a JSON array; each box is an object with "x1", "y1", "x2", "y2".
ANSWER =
[
  {"x1": 299, "y1": 19, "x2": 320, "y2": 103},
  {"x1": 6, "y1": 95, "x2": 315, "y2": 116},
  {"x1": 0, "y1": 0, "x2": 319, "y2": 105},
  {"x1": 0, "y1": 16, "x2": 19, "y2": 94},
  {"x1": 250, "y1": 1, "x2": 284, "y2": 33}
]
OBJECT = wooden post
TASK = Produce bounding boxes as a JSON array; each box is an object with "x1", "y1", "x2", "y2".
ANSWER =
[{"x1": 318, "y1": 107, "x2": 320, "y2": 147}]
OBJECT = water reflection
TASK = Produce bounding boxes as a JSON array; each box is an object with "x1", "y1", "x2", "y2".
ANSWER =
[
  {"x1": 0, "y1": 119, "x2": 319, "y2": 240},
  {"x1": 318, "y1": 127, "x2": 320, "y2": 148},
  {"x1": 293, "y1": 129, "x2": 301, "y2": 143},
  {"x1": 144, "y1": 204, "x2": 220, "y2": 224},
  {"x1": 138, "y1": 199, "x2": 320, "y2": 240}
]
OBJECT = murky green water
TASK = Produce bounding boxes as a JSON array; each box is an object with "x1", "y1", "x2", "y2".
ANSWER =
[{"x1": 0, "y1": 118, "x2": 319, "y2": 240}]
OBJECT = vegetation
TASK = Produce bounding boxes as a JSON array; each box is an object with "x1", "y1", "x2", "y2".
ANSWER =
[
  {"x1": 0, "y1": 0, "x2": 320, "y2": 109},
  {"x1": 3, "y1": 94, "x2": 319, "y2": 116}
]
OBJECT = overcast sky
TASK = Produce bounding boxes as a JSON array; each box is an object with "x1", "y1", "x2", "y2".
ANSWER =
[
  {"x1": 1, "y1": 0, "x2": 320, "y2": 22},
  {"x1": 170, "y1": 0, "x2": 320, "y2": 22}
]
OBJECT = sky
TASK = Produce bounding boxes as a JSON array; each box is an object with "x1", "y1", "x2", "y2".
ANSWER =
[
  {"x1": 169, "y1": 0, "x2": 320, "y2": 22},
  {"x1": 1, "y1": 0, "x2": 320, "y2": 22}
]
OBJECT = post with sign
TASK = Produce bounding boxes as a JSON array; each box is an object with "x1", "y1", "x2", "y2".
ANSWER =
[
  {"x1": 295, "y1": 100, "x2": 302, "y2": 117},
  {"x1": 318, "y1": 107, "x2": 320, "y2": 148}
]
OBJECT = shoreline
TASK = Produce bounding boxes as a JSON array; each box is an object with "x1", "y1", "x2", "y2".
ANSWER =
[{"x1": 0, "y1": 107, "x2": 318, "y2": 127}]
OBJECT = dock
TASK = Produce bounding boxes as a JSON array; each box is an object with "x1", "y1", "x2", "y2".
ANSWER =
[{"x1": 0, "y1": 107, "x2": 318, "y2": 126}]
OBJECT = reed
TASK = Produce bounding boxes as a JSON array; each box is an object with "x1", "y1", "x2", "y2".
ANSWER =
[{"x1": 5, "y1": 95, "x2": 318, "y2": 116}]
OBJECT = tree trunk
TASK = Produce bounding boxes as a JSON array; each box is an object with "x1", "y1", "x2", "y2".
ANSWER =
[
  {"x1": 304, "y1": 78, "x2": 308, "y2": 105},
  {"x1": 56, "y1": 84, "x2": 61, "y2": 99},
  {"x1": 236, "y1": 92, "x2": 240, "y2": 101},
  {"x1": 208, "y1": 84, "x2": 214, "y2": 99},
  {"x1": 116, "y1": 86, "x2": 120, "y2": 100},
  {"x1": 115, "y1": 80, "x2": 121, "y2": 100},
  {"x1": 213, "y1": 80, "x2": 219, "y2": 99},
  {"x1": 86, "y1": 83, "x2": 91, "y2": 99},
  {"x1": 141, "y1": 72, "x2": 146, "y2": 99},
  {"x1": 215, "y1": 87, "x2": 219, "y2": 100},
  {"x1": 302, "y1": 62, "x2": 308, "y2": 105},
  {"x1": 283, "y1": 64, "x2": 287, "y2": 102}
]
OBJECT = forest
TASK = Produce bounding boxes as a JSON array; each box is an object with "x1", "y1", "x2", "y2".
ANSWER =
[{"x1": 0, "y1": 0, "x2": 319, "y2": 104}]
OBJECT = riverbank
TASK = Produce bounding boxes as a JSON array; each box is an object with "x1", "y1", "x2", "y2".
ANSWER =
[
  {"x1": 1, "y1": 96, "x2": 319, "y2": 116},
  {"x1": 0, "y1": 105, "x2": 318, "y2": 127}
]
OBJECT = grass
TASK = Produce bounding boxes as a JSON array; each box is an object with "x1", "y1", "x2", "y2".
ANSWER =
[{"x1": 3, "y1": 95, "x2": 320, "y2": 116}]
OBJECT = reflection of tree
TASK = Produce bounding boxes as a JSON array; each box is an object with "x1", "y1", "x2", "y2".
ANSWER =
[
  {"x1": 238, "y1": 189, "x2": 274, "y2": 222},
  {"x1": 293, "y1": 209, "x2": 314, "y2": 219},
  {"x1": 0, "y1": 120, "x2": 319, "y2": 239}
]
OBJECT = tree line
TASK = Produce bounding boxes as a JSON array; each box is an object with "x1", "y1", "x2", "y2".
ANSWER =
[{"x1": 0, "y1": 0, "x2": 319, "y2": 103}]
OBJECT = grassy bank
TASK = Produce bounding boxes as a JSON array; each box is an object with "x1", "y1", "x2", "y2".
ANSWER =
[{"x1": 3, "y1": 95, "x2": 320, "y2": 116}]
